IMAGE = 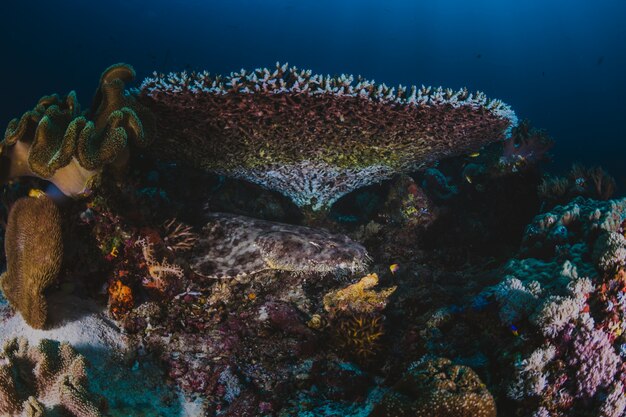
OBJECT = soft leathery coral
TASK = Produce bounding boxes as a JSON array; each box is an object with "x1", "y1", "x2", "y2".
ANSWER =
[
  {"x1": 0, "y1": 195, "x2": 63, "y2": 329},
  {"x1": 0, "y1": 337, "x2": 103, "y2": 417},
  {"x1": 140, "y1": 63, "x2": 517, "y2": 210},
  {"x1": 0, "y1": 63, "x2": 155, "y2": 197}
]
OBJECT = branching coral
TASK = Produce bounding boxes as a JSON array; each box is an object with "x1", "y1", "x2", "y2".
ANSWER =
[
  {"x1": 191, "y1": 213, "x2": 369, "y2": 279},
  {"x1": 161, "y1": 218, "x2": 199, "y2": 253},
  {"x1": 139, "y1": 63, "x2": 517, "y2": 210},
  {"x1": 0, "y1": 195, "x2": 63, "y2": 329},
  {"x1": 371, "y1": 357, "x2": 496, "y2": 417},
  {"x1": 0, "y1": 63, "x2": 155, "y2": 197},
  {"x1": 136, "y1": 237, "x2": 184, "y2": 292},
  {"x1": 0, "y1": 337, "x2": 103, "y2": 417},
  {"x1": 333, "y1": 313, "x2": 386, "y2": 361}
]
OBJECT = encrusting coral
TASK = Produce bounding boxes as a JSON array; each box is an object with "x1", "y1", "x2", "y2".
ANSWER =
[
  {"x1": 0, "y1": 337, "x2": 103, "y2": 417},
  {"x1": 139, "y1": 62, "x2": 518, "y2": 210},
  {"x1": 191, "y1": 212, "x2": 369, "y2": 279},
  {"x1": 370, "y1": 357, "x2": 497, "y2": 417},
  {"x1": 0, "y1": 63, "x2": 155, "y2": 197},
  {"x1": 0, "y1": 195, "x2": 63, "y2": 329}
]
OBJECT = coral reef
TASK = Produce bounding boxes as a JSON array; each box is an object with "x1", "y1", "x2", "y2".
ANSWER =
[
  {"x1": 498, "y1": 119, "x2": 553, "y2": 173},
  {"x1": 379, "y1": 174, "x2": 438, "y2": 228},
  {"x1": 370, "y1": 357, "x2": 496, "y2": 417},
  {"x1": 191, "y1": 213, "x2": 369, "y2": 279},
  {"x1": 0, "y1": 63, "x2": 155, "y2": 197},
  {"x1": 0, "y1": 195, "x2": 63, "y2": 329},
  {"x1": 481, "y1": 198, "x2": 626, "y2": 416},
  {"x1": 0, "y1": 337, "x2": 103, "y2": 417},
  {"x1": 139, "y1": 63, "x2": 517, "y2": 210},
  {"x1": 538, "y1": 164, "x2": 616, "y2": 209}
]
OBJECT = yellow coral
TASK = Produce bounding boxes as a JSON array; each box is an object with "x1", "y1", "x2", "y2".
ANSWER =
[
  {"x1": 323, "y1": 273, "x2": 396, "y2": 316},
  {"x1": 108, "y1": 280, "x2": 133, "y2": 319},
  {"x1": 334, "y1": 313, "x2": 385, "y2": 360}
]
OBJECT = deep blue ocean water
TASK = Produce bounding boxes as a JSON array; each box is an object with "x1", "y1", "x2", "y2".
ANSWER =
[{"x1": 2, "y1": 0, "x2": 625, "y2": 185}]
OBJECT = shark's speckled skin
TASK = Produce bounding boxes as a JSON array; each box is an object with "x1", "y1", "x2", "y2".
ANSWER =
[{"x1": 191, "y1": 213, "x2": 369, "y2": 279}]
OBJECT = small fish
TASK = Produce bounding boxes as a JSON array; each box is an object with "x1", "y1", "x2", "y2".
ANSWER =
[
  {"x1": 389, "y1": 264, "x2": 400, "y2": 274},
  {"x1": 464, "y1": 175, "x2": 473, "y2": 184},
  {"x1": 510, "y1": 324, "x2": 519, "y2": 336},
  {"x1": 468, "y1": 152, "x2": 480, "y2": 158},
  {"x1": 28, "y1": 189, "x2": 46, "y2": 198}
]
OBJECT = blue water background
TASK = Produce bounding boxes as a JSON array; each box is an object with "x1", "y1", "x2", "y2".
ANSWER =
[{"x1": 2, "y1": 0, "x2": 624, "y2": 183}]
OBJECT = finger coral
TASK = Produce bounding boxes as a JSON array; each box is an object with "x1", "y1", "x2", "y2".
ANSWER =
[
  {"x1": 0, "y1": 337, "x2": 103, "y2": 417},
  {"x1": 139, "y1": 63, "x2": 518, "y2": 211},
  {"x1": 370, "y1": 357, "x2": 496, "y2": 417},
  {"x1": 0, "y1": 195, "x2": 63, "y2": 329},
  {"x1": 1, "y1": 63, "x2": 155, "y2": 197},
  {"x1": 191, "y1": 212, "x2": 369, "y2": 279}
]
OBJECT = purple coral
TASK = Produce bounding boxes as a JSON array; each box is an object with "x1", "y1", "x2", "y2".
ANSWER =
[{"x1": 569, "y1": 325, "x2": 621, "y2": 398}]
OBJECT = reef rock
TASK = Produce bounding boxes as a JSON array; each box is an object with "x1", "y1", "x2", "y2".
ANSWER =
[
  {"x1": 140, "y1": 63, "x2": 517, "y2": 211},
  {"x1": 191, "y1": 213, "x2": 369, "y2": 279}
]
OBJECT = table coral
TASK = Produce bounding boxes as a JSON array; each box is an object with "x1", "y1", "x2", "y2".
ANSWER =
[
  {"x1": 370, "y1": 357, "x2": 497, "y2": 417},
  {"x1": 191, "y1": 212, "x2": 369, "y2": 279},
  {"x1": 139, "y1": 63, "x2": 518, "y2": 210},
  {"x1": 0, "y1": 63, "x2": 155, "y2": 197},
  {"x1": 0, "y1": 195, "x2": 62, "y2": 329},
  {"x1": 0, "y1": 337, "x2": 103, "y2": 417}
]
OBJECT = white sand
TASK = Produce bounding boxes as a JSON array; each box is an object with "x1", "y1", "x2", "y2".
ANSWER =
[{"x1": 0, "y1": 291, "x2": 205, "y2": 417}]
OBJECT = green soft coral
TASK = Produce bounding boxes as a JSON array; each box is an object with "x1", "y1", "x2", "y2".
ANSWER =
[{"x1": 1, "y1": 63, "x2": 155, "y2": 197}]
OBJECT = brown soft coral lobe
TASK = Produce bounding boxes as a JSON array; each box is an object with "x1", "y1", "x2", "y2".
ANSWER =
[{"x1": 0, "y1": 195, "x2": 63, "y2": 329}]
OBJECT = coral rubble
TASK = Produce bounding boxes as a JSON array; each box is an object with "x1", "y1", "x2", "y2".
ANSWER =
[
  {"x1": 0, "y1": 196, "x2": 63, "y2": 329},
  {"x1": 139, "y1": 63, "x2": 517, "y2": 210},
  {"x1": 191, "y1": 213, "x2": 370, "y2": 279}
]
